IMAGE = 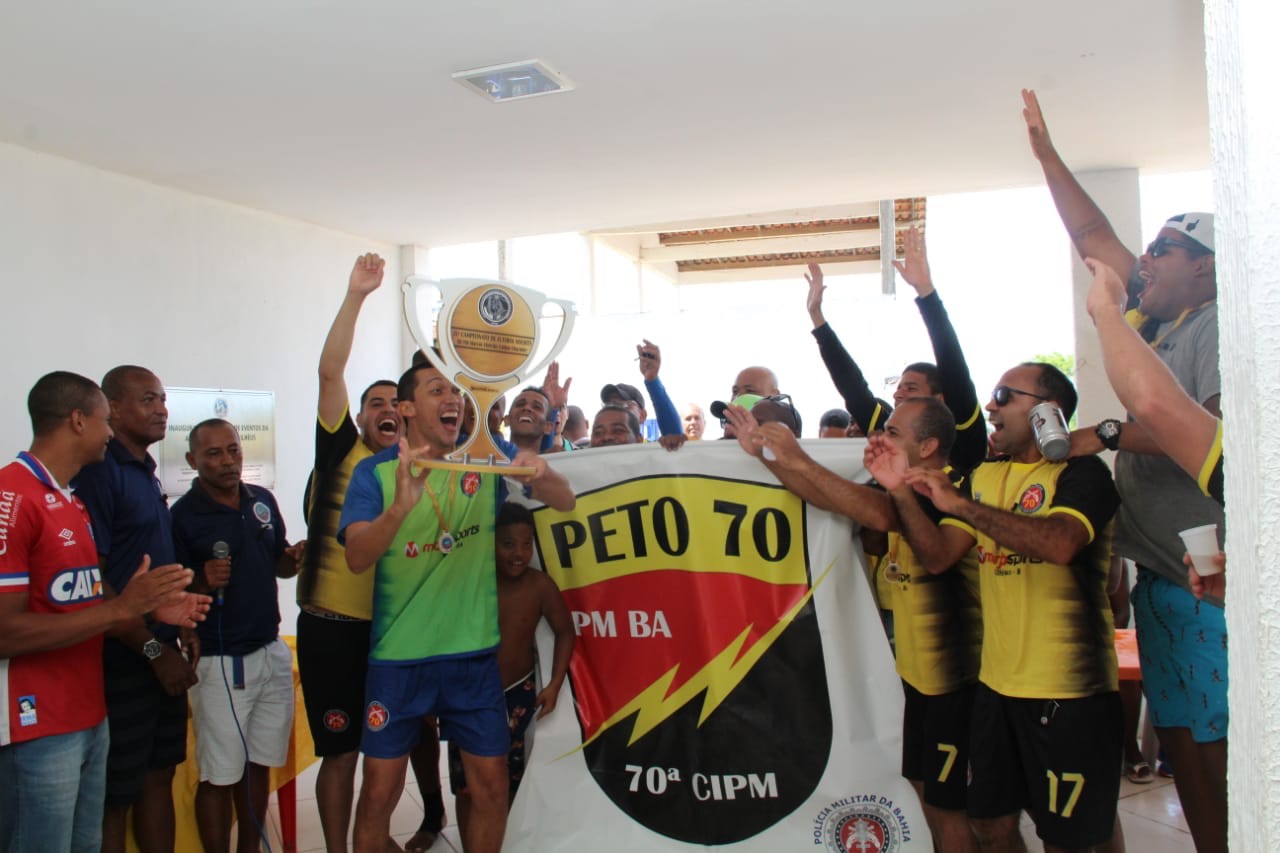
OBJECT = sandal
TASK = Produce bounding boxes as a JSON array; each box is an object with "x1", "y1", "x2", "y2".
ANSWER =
[{"x1": 1125, "y1": 760, "x2": 1155, "y2": 784}]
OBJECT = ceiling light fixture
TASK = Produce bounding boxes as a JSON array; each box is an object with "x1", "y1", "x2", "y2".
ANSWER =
[{"x1": 452, "y1": 60, "x2": 574, "y2": 103}]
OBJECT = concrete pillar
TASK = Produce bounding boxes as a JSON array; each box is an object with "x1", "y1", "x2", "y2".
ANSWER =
[
  {"x1": 1204, "y1": 0, "x2": 1280, "y2": 846},
  {"x1": 1070, "y1": 169, "x2": 1140, "y2": 429}
]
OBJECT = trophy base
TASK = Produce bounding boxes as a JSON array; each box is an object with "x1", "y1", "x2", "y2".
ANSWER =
[{"x1": 411, "y1": 457, "x2": 538, "y2": 476}]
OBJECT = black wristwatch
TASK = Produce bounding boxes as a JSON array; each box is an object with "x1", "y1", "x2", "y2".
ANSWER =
[
  {"x1": 1095, "y1": 419, "x2": 1123, "y2": 452},
  {"x1": 142, "y1": 638, "x2": 164, "y2": 661}
]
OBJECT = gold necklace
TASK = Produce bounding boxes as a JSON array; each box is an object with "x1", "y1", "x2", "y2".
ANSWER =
[{"x1": 422, "y1": 470, "x2": 458, "y2": 554}]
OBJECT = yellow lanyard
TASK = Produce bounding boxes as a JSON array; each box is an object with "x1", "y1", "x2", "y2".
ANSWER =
[
  {"x1": 422, "y1": 470, "x2": 458, "y2": 553},
  {"x1": 1126, "y1": 300, "x2": 1214, "y2": 350}
]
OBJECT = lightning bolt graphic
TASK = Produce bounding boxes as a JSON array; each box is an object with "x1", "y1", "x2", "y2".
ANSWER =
[{"x1": 561, "y1": 557, "x2": 838, "y2": 758}]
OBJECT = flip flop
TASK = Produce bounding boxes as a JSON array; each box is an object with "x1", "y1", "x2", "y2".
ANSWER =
[{"x1": 1125, "y1": 760, "x2": 1155, "y2": 784}]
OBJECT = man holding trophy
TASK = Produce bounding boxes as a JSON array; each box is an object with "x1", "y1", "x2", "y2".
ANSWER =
[{"x1": 339, "y1": 278, "x2": 577, "y2": 853}]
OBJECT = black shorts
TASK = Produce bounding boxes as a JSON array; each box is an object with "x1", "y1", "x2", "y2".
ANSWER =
[
  {"x1": 900, "y1": 680, "x2": 975, "y2": 810},
  {"x1": 968, "y1": 683, "x2": 1122, "y2": 849},
  {"x1": 102, "y1": 643, "x2": 188, "y2": 807},
  {"x1": 296, "y1": 610, "x2": 372, "y2": 757}
]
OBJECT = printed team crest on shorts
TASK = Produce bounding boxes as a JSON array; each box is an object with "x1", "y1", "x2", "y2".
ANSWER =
[
  {"x1": 253, "y1": 501, "x2": 272, "y2": 524},
  {"x1": 534, "y1": 474, "x2": 832, "y2": 845},
  {"x1": 462, "y1": 472, "x2": 481, "y2": 497},
  {"x1": 366, "y1": 701, "x2": 390, "y2": 731},
  {"x1": 1018, "y1": 485, "x2": 1046, "y2": 513},
  {"x1": 324, "y1": 709, "x2": 350, "y2": 733}
]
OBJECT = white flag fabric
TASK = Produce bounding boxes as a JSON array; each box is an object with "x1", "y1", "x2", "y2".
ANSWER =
[{"x1": 506, "y1": 439, "x2": 931, "y2": 851}]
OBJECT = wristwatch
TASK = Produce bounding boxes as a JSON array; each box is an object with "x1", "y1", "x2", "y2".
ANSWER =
[
  {"x1": 142, "y1": 638, "x2": 164, "y2": 661},
  {"x1": 1095, "y1": 419, "x2": 1123, "y2": 452}
]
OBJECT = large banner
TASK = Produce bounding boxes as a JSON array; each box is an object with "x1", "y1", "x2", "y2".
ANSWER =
[{"x1": 507, "y1": 440, "x2": 929, "y2": 852}]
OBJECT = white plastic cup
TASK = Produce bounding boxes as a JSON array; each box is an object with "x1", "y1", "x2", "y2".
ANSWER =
[{"x1": 1179, "y1": 523, "x2": 1222, "y2": 576}]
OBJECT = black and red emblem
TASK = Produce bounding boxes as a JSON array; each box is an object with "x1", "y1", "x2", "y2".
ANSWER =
[{"x1": 323, "y1": 709, "x2": 350, "y2": 733}]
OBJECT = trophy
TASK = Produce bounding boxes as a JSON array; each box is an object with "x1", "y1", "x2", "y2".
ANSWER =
[{"x1": 403, "y1": 277, "x2": 576, "y2": 472}]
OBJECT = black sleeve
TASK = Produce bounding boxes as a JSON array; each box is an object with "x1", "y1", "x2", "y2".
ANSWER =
[
  {"x1": 915, "y1": 292, "x2": 987, "y2": 471},
  {"x1": 1051, "y1": 456, "x2": 1121, "y2": 539},
  {"x1": 810, "y1": 322, "x2": 891, "y2": 434}
]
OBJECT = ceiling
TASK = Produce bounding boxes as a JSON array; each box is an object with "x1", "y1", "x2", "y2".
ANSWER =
[{"x1": 0, "y1": 1, "x2": 1211, "y2": 248}]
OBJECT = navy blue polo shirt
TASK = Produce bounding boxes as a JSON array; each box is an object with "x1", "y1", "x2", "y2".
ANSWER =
[
  {"x1": 171, "y1": 480, "x2": 286, "y2": 657},
  {"x1": 72, "y1": 438, "x2": 178, "y2": 652},
  {"x1": 72, "y1": 439, "x2": 175, "y2": 591}
]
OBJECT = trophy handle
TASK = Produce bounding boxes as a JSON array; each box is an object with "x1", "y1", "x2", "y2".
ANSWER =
[{"x1": 522, "y1": 297, "x2": 576, "y2": 380}]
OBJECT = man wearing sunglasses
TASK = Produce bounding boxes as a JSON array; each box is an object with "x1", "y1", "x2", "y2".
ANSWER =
[
  {"x1": 1025, "y1": 89, "x2": 1226, "y2": 853},
  {"x1": 725, "y1": 397, "x2": 982, "y2": 852},
  {"x1": 892, "y1": 362, "x2": 1122, "y2": 852}
]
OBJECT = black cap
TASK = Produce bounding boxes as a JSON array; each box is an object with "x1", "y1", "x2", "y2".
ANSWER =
[{"x1": 601, "y1": 383, "x2": 646, "y2": 408}]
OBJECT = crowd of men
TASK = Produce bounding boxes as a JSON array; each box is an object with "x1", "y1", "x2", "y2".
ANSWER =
[{"x1": 0, "y1": 88, "x2": 1227, "y2": 853}]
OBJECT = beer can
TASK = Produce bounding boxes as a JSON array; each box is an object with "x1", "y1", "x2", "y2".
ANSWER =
[{"x1": 1029, "y1": 402, "x2": 1070, "y2": 461}]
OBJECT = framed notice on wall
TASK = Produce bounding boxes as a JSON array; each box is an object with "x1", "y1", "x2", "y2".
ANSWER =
[{"x1": 157, "y1": 387, "x2": 276, "y2": 497}]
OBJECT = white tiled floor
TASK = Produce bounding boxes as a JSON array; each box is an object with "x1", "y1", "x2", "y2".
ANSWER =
[{"x1": 262, "y1": 758, "x2": 1192, "y2": 852}]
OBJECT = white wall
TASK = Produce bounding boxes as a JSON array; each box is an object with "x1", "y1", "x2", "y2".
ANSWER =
[
  {"x1": 1205, "y1": 0, "x2": 1280, "y2": 847},
  {"x1": 0, "y1": 141, "x2": 406, "y2": 627}
]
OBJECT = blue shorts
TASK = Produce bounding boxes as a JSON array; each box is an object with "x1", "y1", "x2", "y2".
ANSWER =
[
  {"x1": 1132, "y1": 568, "x2": 1228, "y2": 743},
  {"x1": 361, "y1": 653, "x2": 508, "y2": 759},
  {"x1": 448, "y1": 670, "x2": 538, "y2": 797}
]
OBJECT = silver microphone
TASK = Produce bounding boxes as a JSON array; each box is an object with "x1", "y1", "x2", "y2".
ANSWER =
[{"x1": 212, "y1": 541, "x2": 230, "y2": 606}]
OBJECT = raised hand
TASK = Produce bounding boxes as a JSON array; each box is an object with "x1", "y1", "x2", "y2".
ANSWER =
[
  {"x1": 1021, "y1": 88, "x2": 1057, "y2": 162},
  {"x1": 541, "y1": 361, "x2": 572, "y2": 410},
  {"x1": 864, "y1": 434, "x2": 910, "y2": 492},
  {"x1": 118, "y1": 557, "x2": 197, "y2": 618},
  {"x1": 723, "y1": 405, "x2": 764, "y2": 458},
  {"x1": 658, "y1": 433, "x2": 687, "y2": 452},
  {"x1": 756, "y1": 422, "x2": 805, "y2": 470},
  {"x1": 349, "y1": 252, "x2": 385, "y2": 297},
  {"x1": 891, "y1": 226, "x2": 934, "y2": 297},
  {"x1": 805, "y1": 263, "x2": 826, "y2": 326},
  {"x1": 904, "y1": 466, "x2": 964, "y2": 513},
  {"x1": 636, "y1": 340, "x2": 661, "y2": 382},
  {"x1": 1084, "y1": 257, "x2": 1128, "y2": 321},
  {"x1": 153, "y1": 592, "x2": 213, "y2": 630},
  {"x1": 393, "y1": 438, "x2": 435, "y2": 512}
]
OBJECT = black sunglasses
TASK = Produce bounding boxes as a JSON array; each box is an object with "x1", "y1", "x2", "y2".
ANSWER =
[
  {"x1": 991, "y1": 385, "x2": 1049, "y2": 407},
  {"x1": 1146, "y1": 236, "x2": 1212, "y2": 259}
]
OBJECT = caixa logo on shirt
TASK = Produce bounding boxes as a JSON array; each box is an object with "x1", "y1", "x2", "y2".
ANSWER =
[{"x1": 47, "y1": 566, "x2": 103, "y2": 604}]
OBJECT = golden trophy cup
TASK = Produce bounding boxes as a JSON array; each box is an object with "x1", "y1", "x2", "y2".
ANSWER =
[{"x1": 403, "y1": 277, "x2": 576, "y2": 473}]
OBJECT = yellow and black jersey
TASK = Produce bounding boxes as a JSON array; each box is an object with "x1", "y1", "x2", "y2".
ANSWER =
[
  {"x1": 940, "y1": 455, "x2": 1120, "y2": 699},
  {"x1": 884, "y1": 467, "x2": 982, "y2": 696},
  {"x1": 298, "y1": 410, "x2": 376, "y2": 619}
]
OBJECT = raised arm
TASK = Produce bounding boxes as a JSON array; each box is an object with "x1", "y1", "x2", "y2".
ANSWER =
[
  {"x1": 806, "y1": 264, "x2": 892, "y2": 434},
  {"x1": 637, "y1": 340, "x2": 685, "y2": 447},
  {"x1": 1022, "y1": 89, "x2": 1136, "y2": 276},
  {"x1": 893, "y1": 227, "x2": 986, "y2": 469},
  {"x1": 318, "y1": 253, "x2": 385, "y2": 428}
]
